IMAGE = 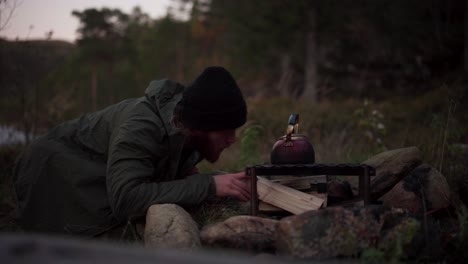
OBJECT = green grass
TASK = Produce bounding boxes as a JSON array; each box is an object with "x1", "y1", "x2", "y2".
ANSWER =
[
  {"x1": 1, "y1": 83, "x2": 467, "y2": 260},
  {"x1": 0, "y1": 145, "x2": 22, "y2": 232},
  {"x1": 200, "y1": 85, "x2": 467, "y2": 174}
]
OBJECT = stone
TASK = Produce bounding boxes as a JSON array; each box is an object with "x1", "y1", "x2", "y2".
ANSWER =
[
  {"x1": 381, "y1": 181, "x2": 422, "y2": 213},
  {"x1": 417, "y1": 165, "x2": 452, "y2": 211},
  {"x1": 144, "y1": 204, "x2": 201, "y2": 251},
  {"x1": 378, "y1": 217, "x2": 421, "y2": 259},
  {"x1": 276, "y1": 205, "x2": 416, "y2": 259},
  {"x1": 200, "y1": 215, "x2": 278, "y2": 253},
  {"x1": 0, "y1": 233, "x2": 288, "y2": 264},
  {"x1": 327, "y1": 180, "x2": 354, "y2": 205},
  {"x1": 382, "y1": 164, "x2": 451, "y2": 213},
  {"x1": 344, "y1": 147, "x2": 422, "y2": 200}
]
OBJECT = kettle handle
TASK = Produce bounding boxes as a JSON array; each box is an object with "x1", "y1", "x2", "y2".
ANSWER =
[{"x1": 286, "y1": 114, "x2": 299, "y2": 140}]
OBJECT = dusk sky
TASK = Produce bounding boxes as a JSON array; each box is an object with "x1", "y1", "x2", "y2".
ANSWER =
[{"x1": 1, "y1": 0, "x2": 173, "y2": 42}]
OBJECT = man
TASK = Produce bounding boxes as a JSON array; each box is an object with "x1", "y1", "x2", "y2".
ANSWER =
[{"x1": 13, "y1": 66, "x2": 251, "y2": 238}]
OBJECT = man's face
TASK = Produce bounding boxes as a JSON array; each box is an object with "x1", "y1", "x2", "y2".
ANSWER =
[{"x1": 190, "y1": 129, "x2": 236, "y2": 163}]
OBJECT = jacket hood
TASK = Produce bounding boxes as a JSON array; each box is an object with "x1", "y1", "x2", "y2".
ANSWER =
[
  {"x1": 144, "y1": 79, "x2": 185, "y2": 135},
  {"x1": 144, "y1": 79, "x2": 185, "y2": 111}
]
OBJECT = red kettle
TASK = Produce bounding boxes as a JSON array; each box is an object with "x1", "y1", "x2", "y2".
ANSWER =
[{"x1": 270, "y1": 114, "x2": 315, "y2": 164}]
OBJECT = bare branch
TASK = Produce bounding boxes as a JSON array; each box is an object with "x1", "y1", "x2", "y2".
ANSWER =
[{"x1": 0, "y1": 0, "x2": 19, "y2": 32}]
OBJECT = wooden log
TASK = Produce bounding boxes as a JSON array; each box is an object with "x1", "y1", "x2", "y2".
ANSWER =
[
  {"x1": 258, "y1": 201, "x2": 283, "y2": 212},
  {"x1": 257, "y1": 176, "x2": 324, "y2": 214},
  {"x1": 259, "y1": 191, "x2": 328, "y2": 213},
  {"x1": 306, "y1": 191, "x2": 328, "y2": 208},
  {"x1": 270, "y1": 175, "x2": 326, "y2": 190}
]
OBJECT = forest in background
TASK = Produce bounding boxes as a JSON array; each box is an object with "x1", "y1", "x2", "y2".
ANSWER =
[
  {"x1": 0, "y1": 4, "x2": 466, "y2": 169},
  {"x1": 1, "y1": 1, "x2": 468, "y2": 261},
  {"x1": 1, "y1": 0, "x2": 467, "y2": 181},
  {"x1": 1, "y1": 0, "x2": 466, "y2": 130},
  {"x1": 0, "y1": 0, "x2": 466, "y2": 188}
]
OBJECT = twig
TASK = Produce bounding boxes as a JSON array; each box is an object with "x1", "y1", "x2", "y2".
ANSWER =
[
  {"x1": 439, "y1": 99, "x2": 456, "y2": 173},
  {"x1": 0, "y1": 0, "x2": 19, "y2": 31},
  {"x1": 418, "y1": 178, "x2": 429, "y2": 254}
]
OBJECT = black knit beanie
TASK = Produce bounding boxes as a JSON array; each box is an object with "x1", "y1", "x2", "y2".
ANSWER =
[{"x1": 180, "y1": 66, "x2": 247, "y2": 131}]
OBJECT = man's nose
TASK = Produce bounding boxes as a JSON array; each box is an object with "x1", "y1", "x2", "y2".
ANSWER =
[
  {"x1": 226, "y1": 133, "x2": 236, "y2": 145},
  {"x1": 226, "y1": 136, "x2": 236, "y2": 145}
]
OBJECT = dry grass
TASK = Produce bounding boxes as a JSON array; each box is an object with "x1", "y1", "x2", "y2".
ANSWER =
[{"x1": 1, "y1": 85, "x2": 467, "y2": 243}]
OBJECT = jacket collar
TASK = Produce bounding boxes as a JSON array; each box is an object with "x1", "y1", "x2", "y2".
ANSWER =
[{"x1": 145, "y1": 79, "x2": 197, "y2": 179}]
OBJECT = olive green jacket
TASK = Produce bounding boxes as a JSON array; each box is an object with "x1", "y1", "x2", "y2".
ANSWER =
[{"x1": 13, "y1": 79, "x2": 216, "y2": 237}]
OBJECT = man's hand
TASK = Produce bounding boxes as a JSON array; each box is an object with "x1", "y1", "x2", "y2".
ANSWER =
[{"x1": 213, "y1": 172, "x2": 251, "y2": 201}]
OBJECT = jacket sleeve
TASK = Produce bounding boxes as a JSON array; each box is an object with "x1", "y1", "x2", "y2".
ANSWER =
[{"x1": 106, "y1": 105, "x2": 216, "y2": 222}]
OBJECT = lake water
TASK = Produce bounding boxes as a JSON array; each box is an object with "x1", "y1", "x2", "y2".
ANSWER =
[{"x1": 0, "y1": 125, "x2": 31, "y2": 145}]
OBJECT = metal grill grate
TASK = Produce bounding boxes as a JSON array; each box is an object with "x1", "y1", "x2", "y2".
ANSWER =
[{"x1": 246, "y1": 163, "x2": 376, "y2": 215}]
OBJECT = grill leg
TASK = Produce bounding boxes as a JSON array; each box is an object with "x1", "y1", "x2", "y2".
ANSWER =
[
  {"x1": 247, "y1": 167, "x2": 258, "y2": 216},
  {"x1": 363, "y1": 167, "x2": 371, "y2": 205}
]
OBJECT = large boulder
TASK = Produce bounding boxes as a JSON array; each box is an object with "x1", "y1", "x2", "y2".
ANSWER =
[
  {"x1": 144, "y1": 204, "x2": 201, "y2": 251},
  {"x1": 0, "y1": 234, "x2": 293, "y2": 264},
  {"x1": 381, "y1": 164, "x2": 451, "y2": 213},
  {"x1": 276, "y1": 205, "x2": 419, "y2": 259},
  {"x1": 377, "y1": 217, "x2": 422, "y2": 259},
  {"x1": 200, "y1": 215, "x2": 278, "y2": 253},
  {"x1": 345, "y1": 147, "x2": 422, "y2": 200},
  {"x1": 380, "y1": 181, "x2": 422, "y2": 213}
]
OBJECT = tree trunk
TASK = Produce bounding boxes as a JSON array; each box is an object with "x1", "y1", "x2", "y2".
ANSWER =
[
  {"x1": 465, "y1": 0, "x2": 468, "y2": 75},
  {"x1": 20, "y1": 85, "x2": 31, "y2": 145},
  {"x1": 31, "y1": 82, "x2": 38, "y2": 142},
  {"x1": 107, "y1": 65, "x2": 115, "y2": 105},
  {"x1": 302, "y1": 5, "x2": 318, "y2": 102},
  {"x1": 277, "y1": 54, "x2": 294, "y2": 97},
  {"x1": 91, "y1": 64, "x2": 98, "y2": 111}
]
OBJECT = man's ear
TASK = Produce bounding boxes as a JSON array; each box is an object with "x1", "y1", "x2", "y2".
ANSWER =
[
  {"x1": 184, "y1": 128, "x2": 202, "y2": 147},
  {"x1": 189, "y1": 129, "x2": 204, "y2": 137}
]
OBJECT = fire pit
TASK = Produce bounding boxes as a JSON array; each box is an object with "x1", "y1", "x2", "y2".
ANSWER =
[
  {"x1": 246, "y1": 114, "x2": 376, "y2": 216},
  {"x1": 246, "y1": 163, "x2": 376, "y2": 216}
]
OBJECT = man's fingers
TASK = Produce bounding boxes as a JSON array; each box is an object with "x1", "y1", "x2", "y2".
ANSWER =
[
  {"x1": 232, "y1": 179, "x2": 250, "y2": 194},
  {"x1": 233, "y1": 188, "x2": 249, "y2": 201},
  {"x1": 236, "y1": 186, "x2": 250, "y2": 201},
  {"x1": 213, "y1": 173, "x2": 252, "y2": 201},
  {"x1": 232, "y1": 178, "x2": 248, "y2": 189},
  {"x1": 233, "y1": 172, "x2": 249, "y2": 180},
  {"x1": 231, "y1": 180, "x2": 250, "y2": 200},
  {"x1": 228, "y1": 179, "x2": 250, "y2": 201}
]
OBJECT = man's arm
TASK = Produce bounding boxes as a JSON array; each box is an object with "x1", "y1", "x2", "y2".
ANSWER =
[
  {"x1": 213, "y1": 173, "x2": 251, "y2": 201},
  {"x1": 106, "y1": 108, "x2": 216, "y2": 222}
]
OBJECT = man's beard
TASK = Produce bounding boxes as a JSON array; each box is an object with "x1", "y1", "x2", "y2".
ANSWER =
[
  {"x1": 191, "y1": 133, "x2": 222, "y2": 163},
  {"x1": 199, "y1": 143, "x2": 222, "y2": 163}
]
